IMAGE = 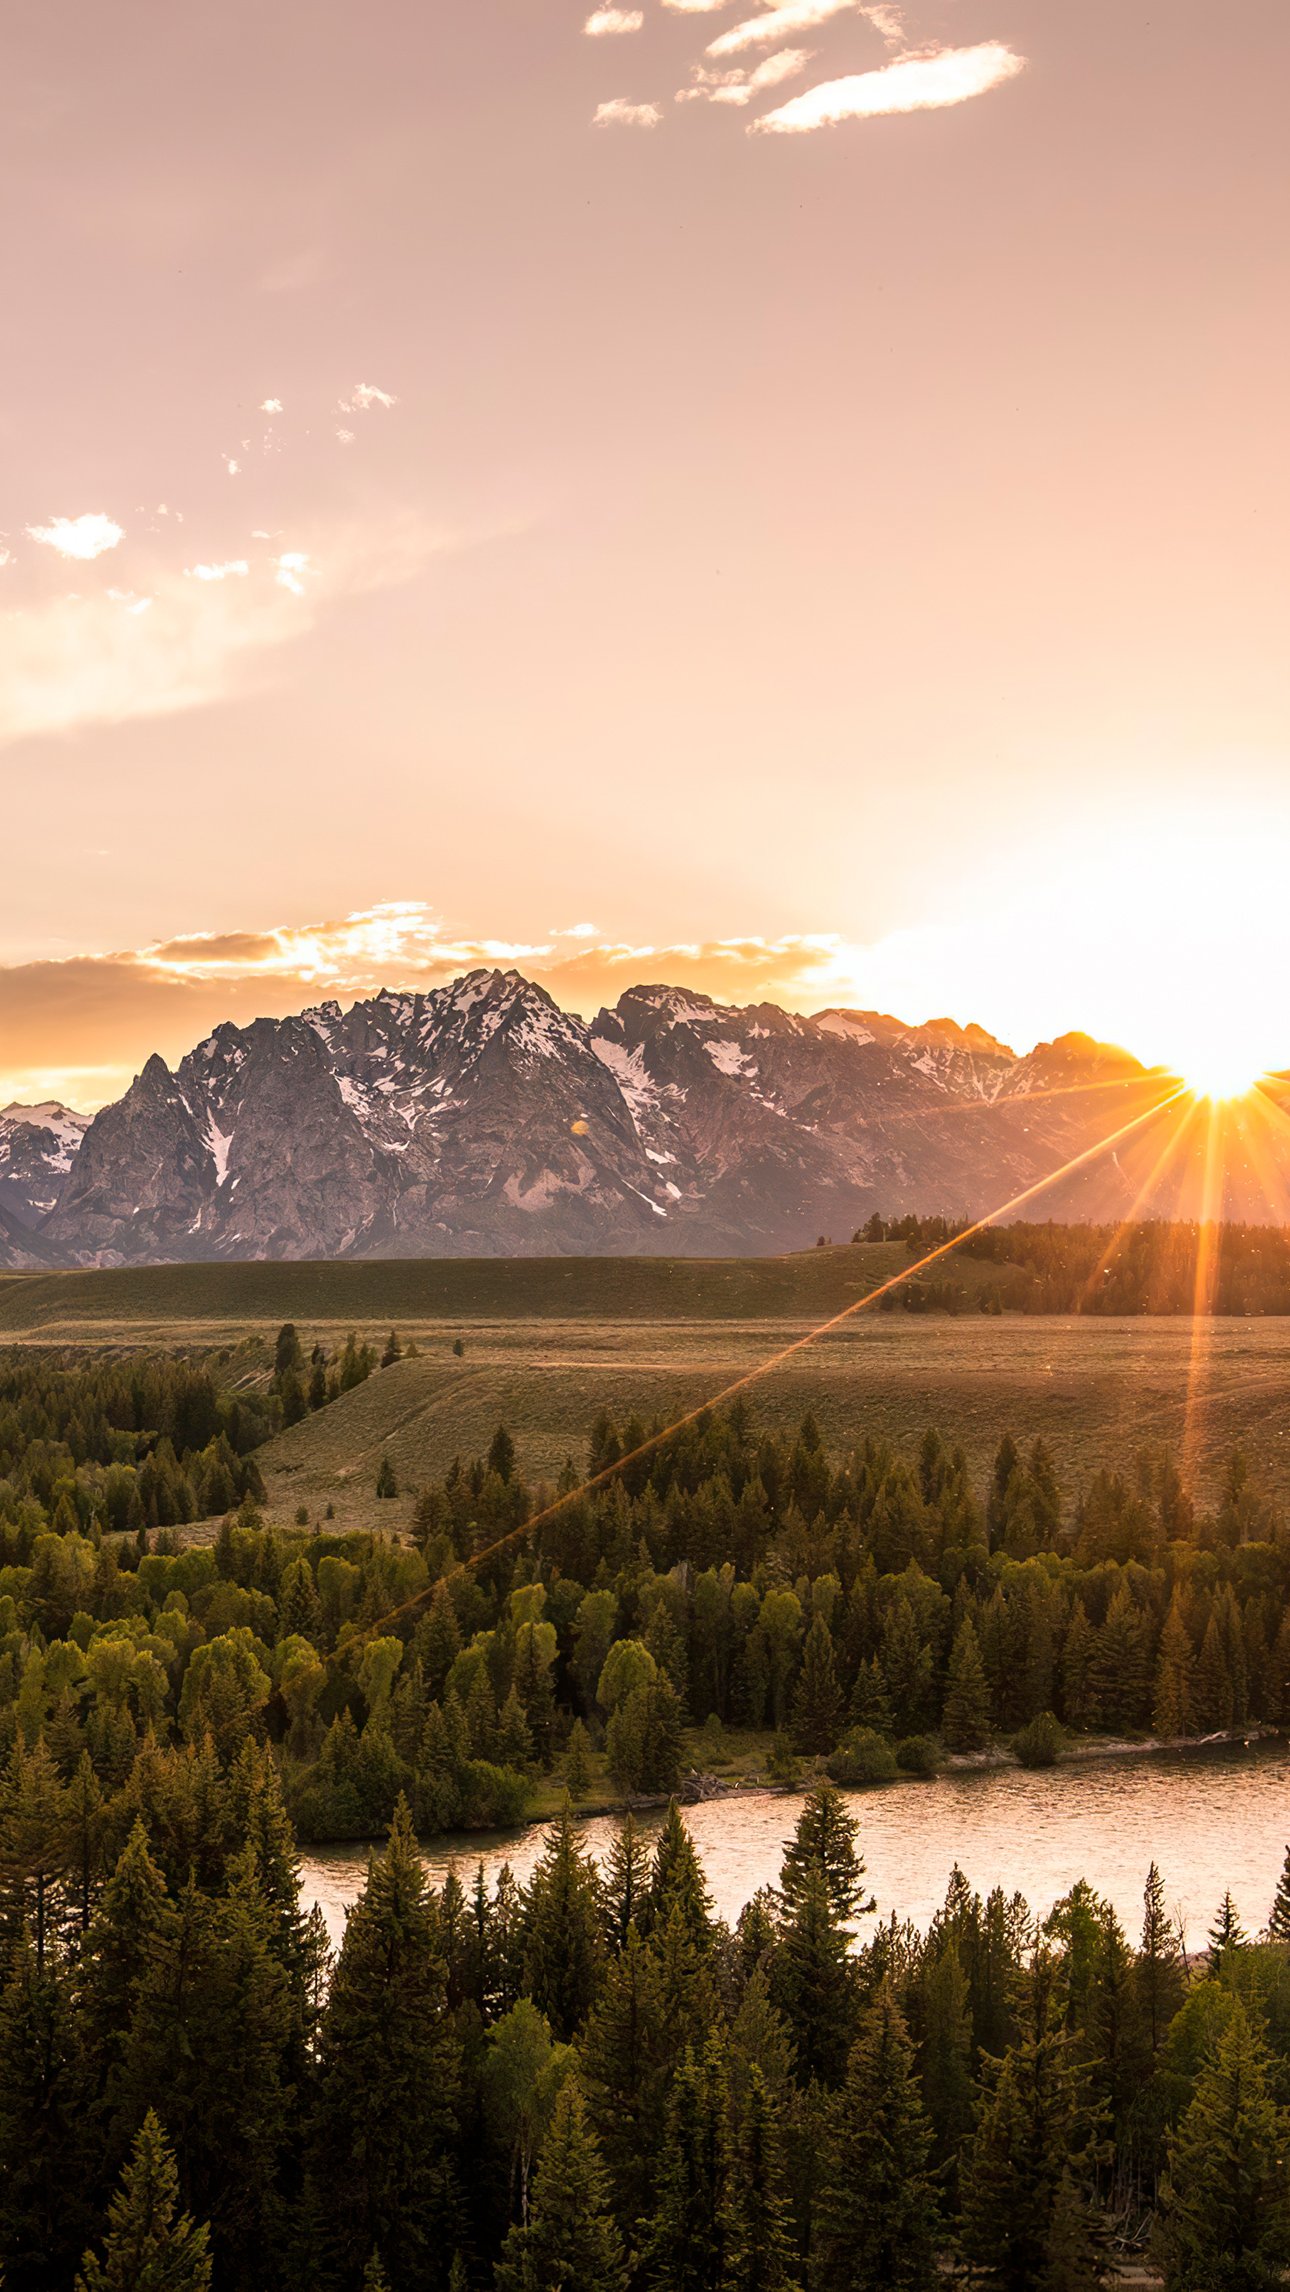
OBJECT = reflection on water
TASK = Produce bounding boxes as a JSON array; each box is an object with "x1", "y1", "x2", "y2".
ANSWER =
[{"x1": 301, "y1": 1739, "x2": 1290, "y2": 1956}]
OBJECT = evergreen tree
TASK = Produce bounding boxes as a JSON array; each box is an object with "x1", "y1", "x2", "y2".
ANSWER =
[
  {"x1": 1157, "y1": 2000, "x2": 1290, "y2": 2292},
  {"x1": 917, "y1": 1937, "x2": 975, "y2": 2166},
  {"x1": 1136, "y1": 1862, "x2": 1184, "y2": 2056},
  {"x1": 648, "y1": 2036, "x2": 729, "y2": 2292},
  {"x1": 579, "y1": 1923, "x2": 670, "y2": 2231},
  {"x1": 496, "y1": 2084, "x2": 628, "y2": 2292},
  {"x1": 1039, "y1": 2166, "x2": 1102, "y2": 2292},
  {"x1": 719, "y1": 2065, "x2": 799, "y2": 2292},
  {"x1": 777, "y1": 1783, "x2": 873, "y2": 1926},
  {"x1": 960, "y1": 1953, "x2": 1095, "y2": 2292},
  {"x1": 1267, "y1": 1844, "x2": 1290, "y2": 1943},
  {"x1": 308, "y1": 1797, "x2": 461, "y2": 2289},
  {"x1": 0, "y1": 1935, "x2": 90, "y2": 2290},
  {"x1": 602, "y1": 1812, "x2": 651, "y2": 1951},
  {"x1": 812, "y1": 1984, "x2": 939, "y2": 2292},
  {"x1": 1151, "y1": 1593, "x2": 1195, "y2": 1739},
  {"x1": 942, "y1": 1618, "x2": 991, "y2": 1752},
  {"x1": 1207, "y1": 1888, "x2": 1246, "y2": 1974},
  {"x1": 642, "y1": 1802, "x2": 716, "y2": 1946},
  {"x1": 771, "y1": 1860, "x2": 857, "y2": 2088},
  {"x1": 791, "y1": 1617, "x2": 843, "y2": 1754},
  {"x1": 522, "y1": 1803, "x2": 605, "y2": 2038},
  {"x1": 75, "y1": 2113, "x2": 211, "y2": 2292},
  {"x1": 566, "y1": 1718, "x2": 592, "y2": 1800}
]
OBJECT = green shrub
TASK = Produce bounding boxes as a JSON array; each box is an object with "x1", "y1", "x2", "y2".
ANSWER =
[
  {"x1": 826, "y1": 1726, "x2": 898, "y2": 1786},
  {"x1": 895, "y1": 1733, "x2": 942, "y2": 1777},
  {"x1": 1012, "y1": 1711, "x2": 1065, "y2": 1768}
]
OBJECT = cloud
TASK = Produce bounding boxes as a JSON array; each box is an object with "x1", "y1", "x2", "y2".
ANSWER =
[
  {"x1": 224, "y1": 457, "x2": 241, "y2": 476},
  {"x1": 0, "y1": 517, "x2": 457, "y2": 752},
  {"x1": 26, "y1": 513, "x2": 124, "y2": 562},
  {"x1": 274, "y1": 551, "x2": 310, "y2": 597},
  {"x1": 752, "y1": 40, "x2": 1025, "y2": 130},
  {"x1": 584, "y1": 6, "x2": 644, "y2": 31},
  {"x1": 339, "y1": 382, "x2": 397, "y2": 412},
  {"x1": 260, "y1": 397, "x2": 283, "y2": 414},
  {"x1": 680, "y1": 48, "x2": 813, "y2": 102},
  {"x1": 662, "y1": 0, "x2": 735, "y2": 11},
  {"x1": 706, "y1": 0, "x2": 865, "y2": 59},
  {"x1": 0, "y1": 908, "x2": 878, "y2": 1110},
  {"x1": 185, "y1": 560, "x2": 250, "y2": 581},
  {"x1": 594, "y1": 97, "x2": 664, "y2": 126}
]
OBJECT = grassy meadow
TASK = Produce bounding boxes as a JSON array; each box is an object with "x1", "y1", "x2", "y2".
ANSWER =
[{"x1": 5, "y1": 1245, "x2": 1290, "y2": 1534}]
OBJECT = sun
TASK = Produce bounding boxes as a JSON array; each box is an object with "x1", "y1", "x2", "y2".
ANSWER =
[{"x1": 1180, "y1": 1050, "x2": 1266, "y2": 1103}]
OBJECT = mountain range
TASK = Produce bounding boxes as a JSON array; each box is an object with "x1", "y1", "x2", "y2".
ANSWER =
[{"x1": 0, "y1": 969, "x2": 1270, "y2": 1270}]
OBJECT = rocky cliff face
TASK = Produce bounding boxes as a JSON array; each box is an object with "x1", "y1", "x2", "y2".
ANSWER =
[{"x1": 30, "y1": 967, "x2": 1190, "y2": 1266}]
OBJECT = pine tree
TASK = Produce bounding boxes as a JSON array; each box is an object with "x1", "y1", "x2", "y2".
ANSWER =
[
  {"x1": 375, "y1": 1456, "x2": 398, "y2": 1500},
  {"x1": 1151, "y1": 1592, "x2": 1195, "y2": 1739},
  {"x1": 959, "y1": 1953, "x2": 1094, "y2": 2292},
  {"x1": 771, "y1": 1859, "x2": 857, "y2": 2088},
  {"x1": 1156, "y1": 2000, "x2": 1290, "y2": 2292},
  {"x1": 917, "y1": 1937, "x2": 975, "y2": 2166},
  {"x1": 1207, "y1": 1887, "x2": 1246, "y2": 1973},
  {"x1": 790, "y1": 1617, "x2": 843, "y2": 1753},
  {"x1": 719, "y1": 2065, "x2": 799, "y2": 2292},
  {"x1": 1039, "y1": 2166, "x2": 1101, "y2": 2292},
  {"x1": 522, "y1": 1802, "x2": 605, "y2": 2038},
  {"x1": 579, "y1": 1923, "x2": 670, "y2": 2230},
  {"x1": 777, "y1": 1783, "x2": 873, "y2": 1926},
  {"x1": 942, "y1": 1618, "x2": 992, "y2": 1752},
  {"x1": 0, "y1": 1933, "x2": 91, "y2": 2286},
  {"x1": 1268, "y1": 1844, "x2": 1290, "y2": 1942},
  {"x1": 642, "y1": 1802, "x2": 716, "y2": 1946},
  {"x1": 77, "y1": 1818, "x2": 170, "y2": 2123},
  {"x1": 1136, "y1": 1862, "x2": 1184, "y2": 2056},
  {"x1": 812, "y1": 1985, "x2": 940, "y2": 2292},
  {"x1": 308, "y1": 1797, "x2": 461, "y2": 2289},
  {"x1": 75, "y1": 2113, "x2": 211, "y2": 2292},
  {"x1": 602, "y1": 1812, "x2": 651, "y2": 1951},
  {"x1": 565, "y1": 1718, "x2": 592, "y2": 1800},
  {"x1": 648, "y1": 2036, "x2": 730, "y2": 2292},
  {"x1": 496, "y1": 2084, "x2": 628, "y2": 2292}
]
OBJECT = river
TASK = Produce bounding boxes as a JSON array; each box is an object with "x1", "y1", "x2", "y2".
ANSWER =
[{"x1": 300, "y1": 1739, "x2": 1290, "y2": 1956}]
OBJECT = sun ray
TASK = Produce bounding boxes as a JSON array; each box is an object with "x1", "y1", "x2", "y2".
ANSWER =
[
  {"x1": 1072, "y1": 1093, "x2": 1202, "y2": 1312},
  {"x1": 1181, "y1": 1096, "x2": 1230, "y2": 1486}
]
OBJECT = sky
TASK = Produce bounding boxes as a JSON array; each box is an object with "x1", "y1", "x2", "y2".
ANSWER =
[{"x1": 2, "y1": 0, "x2": 1288, "y2": 1109}]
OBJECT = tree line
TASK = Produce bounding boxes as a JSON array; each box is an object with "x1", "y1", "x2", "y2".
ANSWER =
[
  {"x1": 854, "y1": 1215, "x2": 1290, "y2": 1315},
  {"x1": 2, "y1": 1376, "x2": 1290, "y2": 1843}
]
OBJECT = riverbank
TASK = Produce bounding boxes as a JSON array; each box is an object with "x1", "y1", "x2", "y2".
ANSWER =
[
  {"x1": 295, "y1": 1722, "x2": 1285, "y2": 1855},
  {"x1": 299, "y1": 1732, "x2": 1290, "y2": 1955}
]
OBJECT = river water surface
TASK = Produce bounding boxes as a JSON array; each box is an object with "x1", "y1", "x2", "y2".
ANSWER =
[{"x1": 301, "y1": 1740, "x2": 1290, "y2": 1956}]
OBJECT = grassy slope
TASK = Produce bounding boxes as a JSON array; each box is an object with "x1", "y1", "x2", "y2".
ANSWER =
[
  {"x1": 258, "y1": 1314, "x2": 1290, "y2": 1535},
  {"x1": 5, "y1": 1251, "x2": 1290, "y2": 1530},
  {"x1": 0, "y1": 1242, "x2": 928, "y2": 1337}
]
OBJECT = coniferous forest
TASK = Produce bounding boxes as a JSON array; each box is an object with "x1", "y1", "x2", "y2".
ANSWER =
[{"x1": 5, "y1": 1339, "x2": 1290, "y2": 2283}]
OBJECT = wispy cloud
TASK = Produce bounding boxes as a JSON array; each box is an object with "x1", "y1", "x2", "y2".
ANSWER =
[
  {"x1": 584, "y1": 6, "x2": 644, "y2": 33},
  {"x1": 594, "y1": 97, "x2": 664, "y2": 127},
  {"x1": 260, "y1": 397, "x2": 284, "y2": 414},
  {"x1": 680, "y1": 49, "x2": 813, "y2": 103},
  {"x1": 752, "y1": 40, "x2": 1025, "y2": 130},
  {"x1": 706, "y1": 0, "x2": 868, "y2": 60},
  {"x1": 26, "y1": 513, "x2": 124, "y2": 562},
  {"x1": 0, "y1": 519, "x2": 458, "y2": 752},
  {"x1": 662, "y1": 0, "x2": 736, "y2": 11},
  {"x1": 185, "y1": 560, "x2": 249, "y2": 582}
]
